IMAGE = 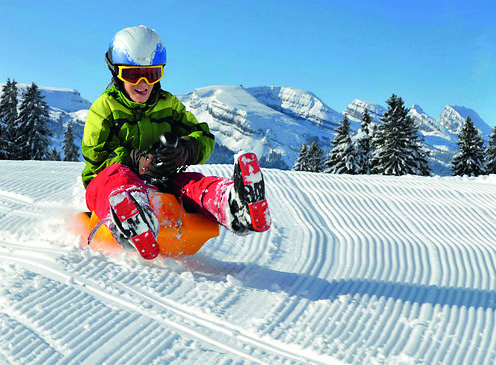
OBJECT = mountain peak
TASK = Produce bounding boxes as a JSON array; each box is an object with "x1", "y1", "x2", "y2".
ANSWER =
[
  {"x1": 342, "y1": 99, "x2": 386, "y2": 126},
  {"x1": 439, "y1": 105, "x2": 491, "y2": 136},
  {"x1": 246, "y1": 86, "x2": 342, "y2": 128},
  {"x1": 411, "y1": 104, "x2": 424, "y2": 113}
]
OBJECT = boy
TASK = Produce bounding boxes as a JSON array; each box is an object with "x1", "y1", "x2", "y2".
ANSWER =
[{"x1": 81, "y1": 25, "x2": 271, "y2": 260}]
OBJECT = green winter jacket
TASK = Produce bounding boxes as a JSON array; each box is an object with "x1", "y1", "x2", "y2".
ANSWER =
[{"x1": 81, "y1": 86, "x2": 215, "y2": 188}]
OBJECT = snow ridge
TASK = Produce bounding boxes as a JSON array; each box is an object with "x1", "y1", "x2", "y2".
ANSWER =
[
  {"x1": 246, "y1": 86, "x2": 342, "y2": 129},
  {"x1": 438, "y1": 105, "x2": 492, "y2": 137},
  {"x1": 0, "y1": 83, "x2": 92, "y2": 113},
  {"x1": 342, "y1": 99, "x2": 386, "y2": 128}
]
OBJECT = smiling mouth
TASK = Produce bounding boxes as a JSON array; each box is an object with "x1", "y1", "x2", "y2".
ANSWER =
[{"x1": 135, "y1": 88, "x2": 148, "y2": 95}]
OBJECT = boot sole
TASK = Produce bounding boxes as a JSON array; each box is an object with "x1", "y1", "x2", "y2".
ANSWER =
[
  {"x1": 237, "y1": 153, "x2": 271, "y2": 232},
  {"x1": 109, "y1": 190, "x2": 160, "y2": 260}
]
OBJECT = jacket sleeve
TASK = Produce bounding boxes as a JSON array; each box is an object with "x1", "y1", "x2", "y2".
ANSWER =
[
  {"x1": 169, "y1": 94, "x2": 215, "y2": 165},
  {"x1": 81, "y1": 98, "x2": 132, "y2": 188}
]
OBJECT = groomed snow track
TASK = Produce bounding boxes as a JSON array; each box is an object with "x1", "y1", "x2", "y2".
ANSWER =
[{"x1": 0, "y1": 161, "x2": 495, "y2": 364}]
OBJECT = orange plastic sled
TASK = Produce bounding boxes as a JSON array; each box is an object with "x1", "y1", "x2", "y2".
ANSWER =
[{"x1": 73, "y1": 192, "x2": 220, "y2": 257}]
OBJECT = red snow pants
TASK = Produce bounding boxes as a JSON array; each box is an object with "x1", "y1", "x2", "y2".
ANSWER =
[{"x1": 85, "y1": 164, "x2": 233, "y2": 228}]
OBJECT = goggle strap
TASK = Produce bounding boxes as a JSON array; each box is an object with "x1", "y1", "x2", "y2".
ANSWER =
[{"x1": 105, "y1": 52, "x2": 119, "y2": 76}]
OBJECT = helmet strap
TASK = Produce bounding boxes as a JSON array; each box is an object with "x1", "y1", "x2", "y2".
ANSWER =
[
  {"x1": 105, "y1": 52, "x2": 119, "y2": 76},
  {"x1": 105, "y1": 51, "x2": 126, "y2": 93}
]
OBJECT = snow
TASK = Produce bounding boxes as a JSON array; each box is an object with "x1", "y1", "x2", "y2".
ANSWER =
[
  {"x1": 342, "y1": 99, "x2": 386, "y2": 129},
  {"x1": 1, "y1": 160, "x2": 496, "y2": 364},
  {"x1": 0, "y1": 83, "x2": 90, "y2": 161},
  {"x1": 3, "y1": 82, "x2": 493, "y2": 174},
  {"x1": 179, "y1": 85, "x2": 341, "y2": 168},
  {"x1": 0, "y1": 83, "x2": 92, "y2": 113},
  {"x1": 438, "y1": 105, "x2": 492, "y2": 138},
  {"x1": 246, "y1": 86, "x2": 342, "y2": 129}
]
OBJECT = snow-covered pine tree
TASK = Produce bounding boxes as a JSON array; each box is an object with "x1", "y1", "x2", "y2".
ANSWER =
[
  {"x1": 0, "y1": 79, "x2": 19, "y2": 159},
  {"x1": 324, "y1": 116, "x2": 356, "y2": 174},
  {"x1": 307, "y1": 141, "x2": 324, "y2": 172},
  {"x1": 371, "y1": 94, "x2": 430, "y2": 176},
  {"x1": 452, "y1": 116, "x2": 487, "y2": 176},
  {"x1": 14, "y1": 82, "x2": 52, "y2": 160},
  {"x1": 293, "y1": 143, "x2": 310, "y2": 171},
  {"x1": 355, "y1": 109, "x2": 373, "y2": 174},
  {"x1": 62, "y1": 122, "x2": 80, "y2": 161},
  {"x1": 487, "y1": 126, "x2": 496, "y2": 174}
]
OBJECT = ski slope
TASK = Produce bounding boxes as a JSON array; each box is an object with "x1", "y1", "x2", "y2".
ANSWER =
[{"x1": 1, "y1": 160, "x2": 496, "y2": 364}]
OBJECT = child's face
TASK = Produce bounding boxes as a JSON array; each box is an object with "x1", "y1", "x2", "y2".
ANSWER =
[{"x1": 124, "y1": 79, "x2": 153, "y2": 104}]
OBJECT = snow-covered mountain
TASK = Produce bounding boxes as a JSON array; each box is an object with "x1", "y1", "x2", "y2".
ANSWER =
[
  {"x1": 410, "y1": 104, "x2": 453, "y2": 139},
  {"x1": 0, "y1": 83, "x2": 91, "y2": 159},
  {"x1": 438, "y1": 105, "x2": 492, "y2": 137},
  {"x1": 342, "y1": 100, "x2": 492, "y2": 175},
  {"x1": 181, "y1": 87, "x2": 493, "y2": 174},
  {"x1": 246, "y1": 86, "x2": 342, "y2": 130},
  {"x1": 3, "y1": 83, "x2": 493, "y2": 175},
  {"x1": 0, "y1": 83, "x2": 92, "y2": 113},
  {"x1": 342, "y1": 99, "x2": 386, "y2": 129},
  {"x1": 179, "y1": 85, "x2": 341, "y2": 169},
  {"x1": 2, "y1": 160, "x2": 496, "y2": 364}
]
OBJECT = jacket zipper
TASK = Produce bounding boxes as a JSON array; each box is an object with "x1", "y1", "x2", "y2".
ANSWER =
[{"x1": 137, "y1": 108, "x2": 144, "y2": 149}]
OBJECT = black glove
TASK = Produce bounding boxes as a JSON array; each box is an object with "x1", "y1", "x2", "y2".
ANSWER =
[
  {"x1": 154, "y1": 135, "x2": 197, "y2": 174},
  {"x1": 130, "y1": 132, "x2": 199, "y2": 178},
  {"x1": 130, "y1": 149, "x2": 154, "y2": 176}
]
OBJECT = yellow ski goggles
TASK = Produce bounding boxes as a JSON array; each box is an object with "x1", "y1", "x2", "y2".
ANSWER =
[{"x1": 117, "y1": 65, "x2": 164, "y2": 85}]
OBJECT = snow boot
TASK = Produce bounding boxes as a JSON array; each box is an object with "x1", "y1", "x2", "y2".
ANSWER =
[
  {"x1": 228, "y1": 153, "x2": 271, "y2": 234},
  {"x1": 108, "y1": 189, "x2": 160, "y2": 260}
]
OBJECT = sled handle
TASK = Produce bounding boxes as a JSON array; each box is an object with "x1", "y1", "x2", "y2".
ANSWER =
[{"x1": 159, "y1": 132, "x2": 178, "y2": 148}]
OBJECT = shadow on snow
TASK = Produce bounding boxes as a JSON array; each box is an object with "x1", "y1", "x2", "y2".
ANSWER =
[{"x1": 181, "y1": 254, "x2": 496, "y2": 311}]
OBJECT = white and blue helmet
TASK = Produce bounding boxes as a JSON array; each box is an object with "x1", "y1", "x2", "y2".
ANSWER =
[{"x1": 106, "y1": 25, "x2": 166, "y2": 66}]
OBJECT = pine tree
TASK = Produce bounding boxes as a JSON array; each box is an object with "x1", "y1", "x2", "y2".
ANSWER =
[
  {"x1": 487, "y1": 126, "x2": 496, "y2": 174},
  {"x1": 62, "y1": 122, "x2": 80, "y2": 161},
  {"x1": 50, "y1": 147, "x2": 62, "y2": 161},
  {"x1": 452, "y1": 116, "x2": 487, "y2": 176},
  {"x1": 293, "y1": 144, "x2": 310, "y2": 171},
  {"x1": 307, "y1": 141, "x2": 324, "y2": 172},
  {"x1": 324, "y1": 116, "x2": 356, "y2": 174},
  {"x1": 371, "y1": 94, "x2": 430, "y2": 176},
  {"x1": 293, "y1": 142, "x2": 324, "y2": 172},
  {"x1": 355, "y1": 109, "x2": 373, "y2": 174},
  {"x1": 14, "y1": 83, "x2": 52, "y2": 160},
  {"x1": 0, "y1": 78, "x2": 19, "y2": 159}
]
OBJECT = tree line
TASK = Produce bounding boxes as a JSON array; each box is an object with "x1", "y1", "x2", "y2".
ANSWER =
[
  {"x1": 0, "y1": 78, "x2": 79, "y2": 162},
  {"x1": 293, "y1": 94, "x2": 495, "y2": 177}
]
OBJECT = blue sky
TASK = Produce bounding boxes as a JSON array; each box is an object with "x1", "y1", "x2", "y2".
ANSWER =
[{"x1": 2, "y1": 0, "x2": 496, "y2": 126}]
